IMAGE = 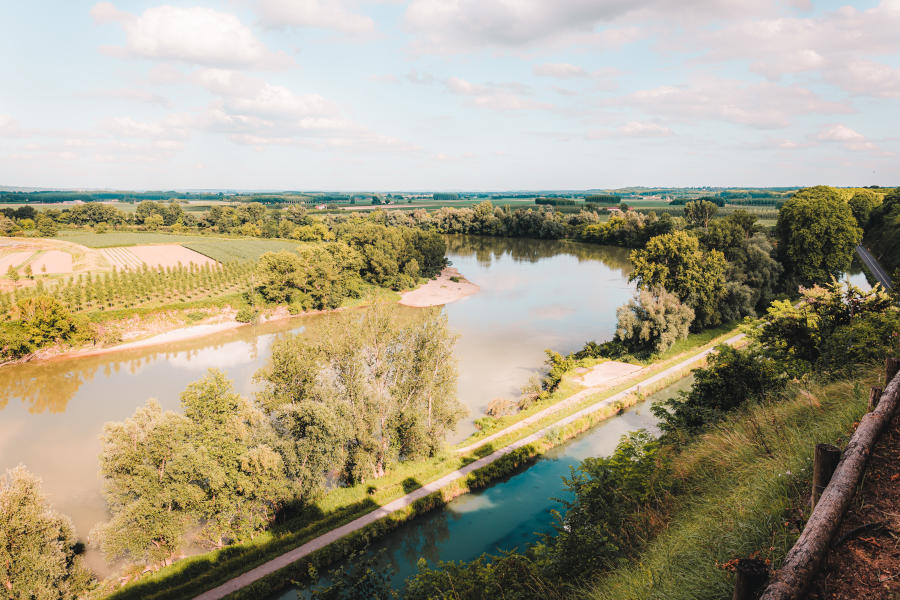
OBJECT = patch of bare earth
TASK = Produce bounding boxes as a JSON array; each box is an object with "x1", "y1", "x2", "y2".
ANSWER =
[
  {"x1": 30, "y1": 250, "x2": 72, "y2": 274},
  {"x1": 807, "y1": 407, "x2": 900, "y2": 599},
  {"x1": 119, "y1": 244, "x2": 218, "y2": 269}
]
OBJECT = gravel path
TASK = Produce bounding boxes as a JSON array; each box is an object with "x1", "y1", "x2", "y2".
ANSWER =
[{"x1": 193, "y1": 333, "x2": 744, "y2": 600}]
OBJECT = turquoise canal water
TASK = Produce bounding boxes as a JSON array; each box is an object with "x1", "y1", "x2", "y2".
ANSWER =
[
  {"x1": 0, "y1": 237, "x2": 634, "y2": 575},
  {"x1": 271, "y1": 378, "x2": 691, "y2": 599}
]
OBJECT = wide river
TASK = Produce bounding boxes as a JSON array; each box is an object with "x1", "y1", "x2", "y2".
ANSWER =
[{"x1": 0, "y1": 236, "x2": 634, "y2": 575}]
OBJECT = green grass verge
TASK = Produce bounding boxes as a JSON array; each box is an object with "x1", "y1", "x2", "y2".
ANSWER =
[{"x1": 584, "y1": 372, "x2": 874, "y2": 600}]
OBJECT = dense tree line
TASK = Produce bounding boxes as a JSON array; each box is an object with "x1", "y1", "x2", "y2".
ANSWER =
[{"x1": 253, "y1": 223, "x2": 447, "y2": 312}]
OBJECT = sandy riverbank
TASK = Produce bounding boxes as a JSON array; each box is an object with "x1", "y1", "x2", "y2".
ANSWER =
[{"x1": 399, "y1": 267, "x2": 479, "y2": 307}]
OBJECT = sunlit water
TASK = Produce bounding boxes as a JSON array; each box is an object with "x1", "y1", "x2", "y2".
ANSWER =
[{"x1": 0, "y1": 237, "x2": 634, "y2": 575}]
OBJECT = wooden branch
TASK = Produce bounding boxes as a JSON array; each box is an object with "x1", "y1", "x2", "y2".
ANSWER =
[{"x1": 759, "y1": 359, "x2": 900, "y2": 600}]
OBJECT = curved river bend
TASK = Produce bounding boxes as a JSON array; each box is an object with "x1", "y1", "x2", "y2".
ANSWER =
[{"x1": 0, "y1": 237, "x2": 633, "y2": 575}]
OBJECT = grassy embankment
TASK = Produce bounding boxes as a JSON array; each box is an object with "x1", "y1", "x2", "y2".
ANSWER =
[
  {"x1": 100, "y1": 325, "x2": 741, "y2": 600},
  {"x1": 583, "y1": 369, "x2": 876, "y2": 600}
]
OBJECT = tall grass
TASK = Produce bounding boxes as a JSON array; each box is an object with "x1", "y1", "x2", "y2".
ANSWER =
[{"x1": 585, "y1": 372, "x2": 873, "y2": 600}]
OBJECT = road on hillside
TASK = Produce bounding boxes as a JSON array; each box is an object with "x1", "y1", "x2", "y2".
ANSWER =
[
  {"x1": 856, "y1": 244, "x2": 893, "y2": 290},
  {"x1": 193, "y1": 333, "x2": 745, "y2": 600}
]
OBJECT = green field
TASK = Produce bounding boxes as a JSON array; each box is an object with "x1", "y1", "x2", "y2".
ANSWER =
[
  {"x1": 181, "y1": 239, "x2": 301, "y2": 262},
  {"x1": 53, "y1": 231, "x2": 301, "y2": 262},
  {"x1": 54, "y1": 231, "x2": 221, "y2": 247}
]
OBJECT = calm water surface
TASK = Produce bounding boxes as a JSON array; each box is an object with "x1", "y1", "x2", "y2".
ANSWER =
[
  {"x1": 0, "y1": 237, "x2": 633, "y2": 574},
  {"x1": 274, "y1": 378, "x2": 691, "y2": 599}
]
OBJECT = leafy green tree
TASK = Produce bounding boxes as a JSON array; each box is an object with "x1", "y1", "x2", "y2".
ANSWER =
[
  {"x1": 1, "y1": 466, "x2": 93, "y2": 599},
  {"x1": 776, "y1": 186, "x2": 862, "y2": 288},
  {"x1": 651, "y1": 346, "x2": 785, "y2": 434},
  {"x1": 95, "y1": 371, "x2": 294, "y2": 566},
  {"x1": 683, "y1": 199, "x2": 717, "y2": 229},
  {"x1": 144, "y1": 213, "x2": 164, "y2": 231},
  {"x1": 0, "y1": 215, "x2": 18, "y2": 235},
  {"x1": 6, "y1": 265, "x2": 18, "y2": 282},
  {"x1": 747, "y1": 280, "x2": 895, "y2": 376},
  {"x1": 180, "y1": 370, "x2": 294, "y2": 547},
  {"x1": 629, "y1": 231, "x2": 727, "y2": 328},
  {"x1": 36, "y1": 217, "x2": 57, "y2": 237},
  {"x1": 864, "y1": 188, "x2": 900, "y2": 274},
  {"x1": 257, "y1": 304, "x2": 463, "y2": 484},
  {"x1": 92, "y1": 401, "x2": 199, "y2": 568},
  {"x1": 848, "y1": 189, "x2": 881, "y2": 228},
  {"x1": 13, "y1": 295, "x2": 81, "y2": 347},
  {"x1": 614, "y1": 287, "x2": 694, "y2": 355}
]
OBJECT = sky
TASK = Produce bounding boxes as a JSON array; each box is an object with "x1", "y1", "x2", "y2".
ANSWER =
[{"x1": 0, "y1": 0, "x2": 898, "y2": 191}]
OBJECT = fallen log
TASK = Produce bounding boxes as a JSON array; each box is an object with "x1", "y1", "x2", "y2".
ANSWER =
[{"x1": 759, "y1": 359, "x2": 900, "y2": 600}]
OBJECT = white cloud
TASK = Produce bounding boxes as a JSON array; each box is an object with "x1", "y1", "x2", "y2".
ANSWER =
[
  {"x1": 815, "y1": 124, "x2": 879, "y2": 152},
  {"x1": 94, "y1": 4, "x2": 288, "y2": 68},
  {"x1": 88, "y1": 88, "x2": 171, "y2": 107},
  {"x1": 256, "y1": 0, "x2": 375, "y2": 34},
  {"x1": 626, "y1": 79, "x2": 851, "y2": 129},
  {"x1": 445, "y1": 77, "x2": 550, "y2": 110},
  {"x1": 533, "y1": 62, "x2": 586, "y2": 78},
  {"x1": 825, "y1": 59, "x2": 900, "y2": 99},
  {"x1": 619, "y1": 121, "x2": 673, "y2": 137},
  {"x1": 404, "y1": 0, "x2": 767, "y2": 52},
  {"x1": 0, "y1": 115, "x2": 23, "y2": 137},
  {"x1": 693, "y1": 1, "x2": 900, "y2": 84},
  {"x1": 587, "y1": 120, "x2": 673, "y2": 139}
]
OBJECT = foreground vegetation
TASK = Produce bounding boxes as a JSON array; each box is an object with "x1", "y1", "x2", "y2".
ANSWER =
[{"x1": 307, "y1": 281, "x2": 898, "y2": 599}]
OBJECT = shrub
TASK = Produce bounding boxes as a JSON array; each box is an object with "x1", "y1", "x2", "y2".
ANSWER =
[
  {"x1": 614, "y1": 287, "x2": 694, "y2": 356},
  {"x1": 817, "y1": 310, "x2": 900, "y2": 375},
  {"x1": 235, "y1": 306, "x2": 258, "y2": 323},
  {"x1": 651, "y1": 346, "x2": 786, "y2": 434}
]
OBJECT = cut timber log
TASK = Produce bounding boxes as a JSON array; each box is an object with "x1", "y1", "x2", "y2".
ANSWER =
[
  {"x1": 760, "y1": 359, "x2": 900, "y2": 600},
  {"x1": 810, "y1": 444, "x2": 840, "y2": 510},
  {"x1": 733, "y1": 558, "x2": 769, "y2": 600},
  {"x1": 868, "y1": 386, "x2": 882, "y2": 412}
]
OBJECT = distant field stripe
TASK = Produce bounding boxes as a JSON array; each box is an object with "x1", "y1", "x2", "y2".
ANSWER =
[
  {"x1": 180, "y1": 239, "x2": 301, "y2": 263},
  {"x1": 101, "y1": 247, "x2": 143, "y2": 270}
]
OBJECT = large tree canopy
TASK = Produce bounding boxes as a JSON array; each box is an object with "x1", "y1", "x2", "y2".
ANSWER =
[
  {"x1": 257, "y1": 304, "x2": 464, "y2": 484},
  {"x1": 776, "y1": 186, "x2": 862, "y2": 289},
  {"x1": 629, "y1": 231, "x2": 727, "y2": 328},
  {"x1": 1, "y1": 466, "x2": 93, "y2": 599}
]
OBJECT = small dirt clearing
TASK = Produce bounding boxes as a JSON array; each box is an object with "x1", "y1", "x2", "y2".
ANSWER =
[
  {"x1": 577, "y1": 361, "x2": 644, "y2": 387},
  {"x1": 0, "y1": 250, "x2": 34, "y2": 272},
  {"x1": 29, "y1": 250, "x2": 73, "y2": 274}
]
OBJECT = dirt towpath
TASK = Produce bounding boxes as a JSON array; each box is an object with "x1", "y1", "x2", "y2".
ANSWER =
[{"x1": 193, "y1": 333, "x2": 744, "y2": 600}]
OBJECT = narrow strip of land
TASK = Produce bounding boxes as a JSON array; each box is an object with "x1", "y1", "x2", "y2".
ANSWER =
[{"x1": 193, "y1": 332, "x2": 744, "y2": 600}]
